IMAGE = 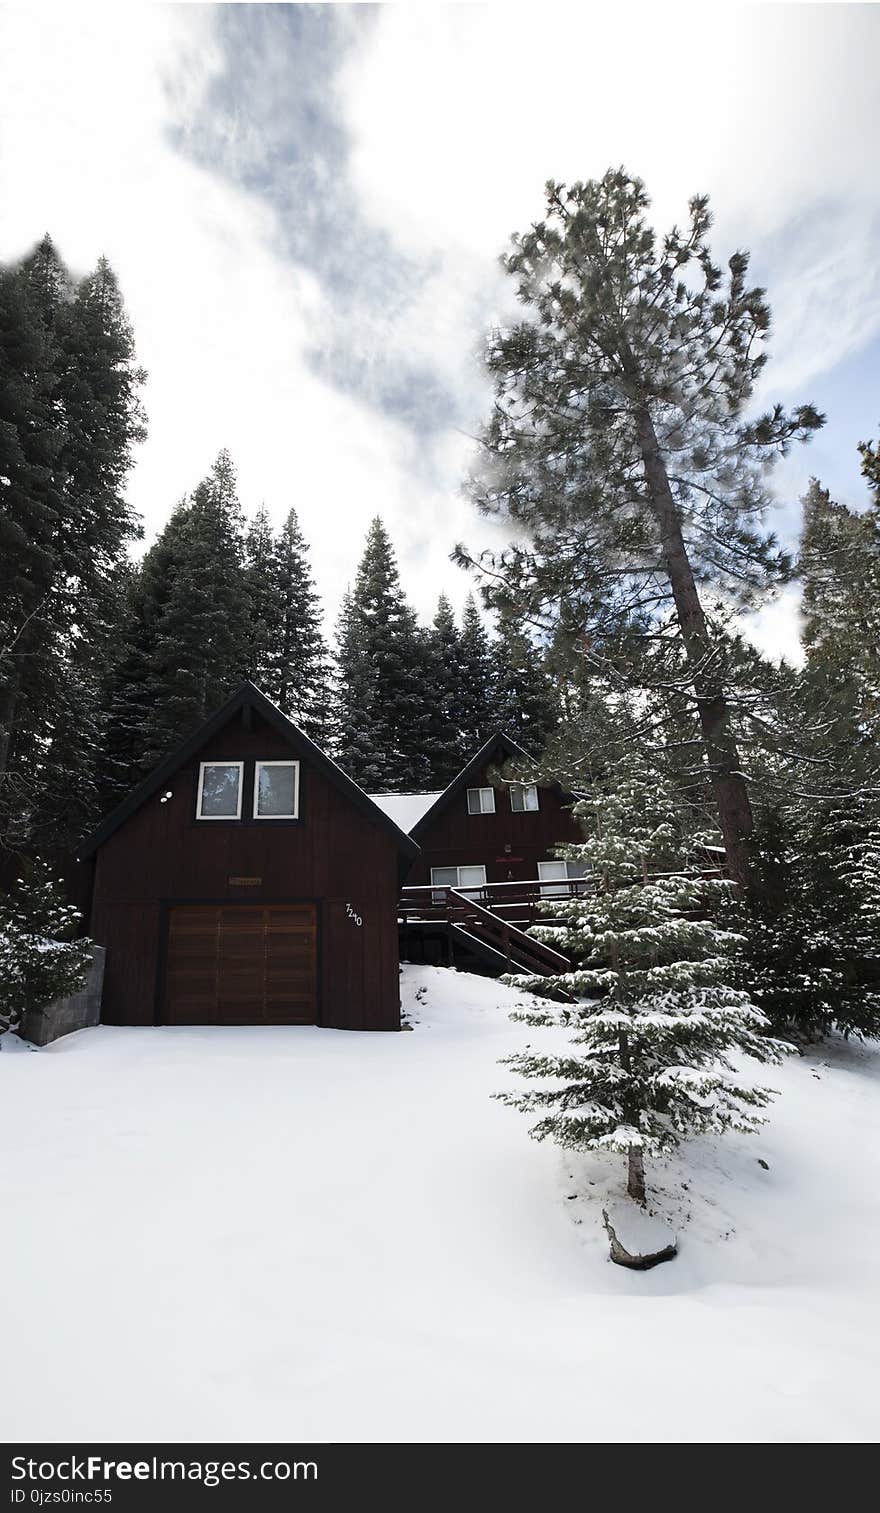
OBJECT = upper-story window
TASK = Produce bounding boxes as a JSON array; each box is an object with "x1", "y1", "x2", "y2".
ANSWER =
[
  {"x1": 509, "y1": 782, "x2": 540, "y2": 813},
  {"x1": 467, "y1": 786, "x2": 496, "y2": 815},
  {"x1": 254, "y1": 761, "x2": 300, "y2": 819},
  {"x1": 196, "y1": 761, "x2": 243, "y2": 819},
  {"x1": 195, "y1": 760, "x2": 300, "y2": 820}
]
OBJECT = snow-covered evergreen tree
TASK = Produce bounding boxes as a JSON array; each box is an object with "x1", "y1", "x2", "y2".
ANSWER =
[
  {"x1": 333, "y1": 518, "x2": 432, "y2": 790},
  {"x1": 0, "y1": 861, "x2": 92, "y2": 1036},
  {"x1": 457, "y1": 594, "x2": 497, "y2": 750},
  {"x1": 244, "y1": 506, "x2": 331, "y2": 742},
  {"x1": 0, "y1": 237, "x2": 144, "y2": 854},
  {"x1": 498, "y1": 769, "x2": 788, "y2": 1202},
  {"x1": 425, "y1": 595, "x2": 469, "y2": 786},
  {"x1": 492, "y1": 614, "x2": 559, "y2": 747},
  {"x1": 104, "y1": 452, "x2": 252, "y2": 781},
  {"x1": 735, "y1": 800, "x2": 880, "y2": 1041}
]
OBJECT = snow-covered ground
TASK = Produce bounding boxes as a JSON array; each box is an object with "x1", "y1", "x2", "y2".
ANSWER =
[{"x1": 3, "y1": 965, "x2": 880, "y2": 1442}]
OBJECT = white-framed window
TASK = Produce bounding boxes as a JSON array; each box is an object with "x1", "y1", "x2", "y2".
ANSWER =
[
  {"x1": 196, "y1": 761, "x2": 244, "y2": 820},
  {"x1": 431, "y1": 864, "x2": 487, "y2": 902},
  {"x1": 509, "y1": 782, "x2": 540, "y2": 813},
  {"x1": 467, "y1": 786, "x2": 496, "y2": 815},
  {"x1": 537, "y1": 859, "x2": 590, "y2": 896},
  {"x1": 254, "y1": 760, "x2": 300, "y2": 819}
]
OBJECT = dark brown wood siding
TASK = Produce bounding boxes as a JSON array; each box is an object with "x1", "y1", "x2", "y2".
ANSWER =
[
  {"x1": 87, "y1": 709, "x2": 401, "y2": 1030},
  {"x1": 405, "y1": 761, "x2": 583, "y2": 888}
]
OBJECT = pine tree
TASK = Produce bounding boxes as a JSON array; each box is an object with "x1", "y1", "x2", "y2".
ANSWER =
[
  {"x1": 732, "y1": 800, "x2": 880, "y2": 1041},
  {"x1": 245, "y1": 507, "x2": 331, "y2": 743},
  {"x1": 334, "y1": 518, "x2": 433, "y2": 790},
  {"x1": 101, "y1": 532, "x2": 183, "y2": 798},
  {"x1": 800, "y1": 478, "x2": 880, "y2": 773},
  {"x1": 458, "y1": 170, "x2": 823, "y2": 885},
  {"x1": 146, "y1": 452, "x2": 252, "y2": 761},
  {"x1": 0, "y1": 860, "x2": 92, "y2": 1036},
  {"x1": 423, "y1": 596, "x2": 468, "y2": 786},
  {"x1": 0, "y1": 238, "x2": 144, "y2": 852},
  {"x1": 493, "y1": 615, "x2": 559, "y2": 748},
  {"x1": 243, "y1": 505, "x2": 276, "y2": 691},
  {"x1": 457, "y1": 594, "x2": 497, "y2": 751},
  {"x1": 497, "y1": 768, "x2": 788, "y2": 1203},
  {"x1": 103, "y1": 453, "x2": 252, "y2": 782},
  {"x1": 728, "y1": 462, "x2": 880, "y2": 1041}
]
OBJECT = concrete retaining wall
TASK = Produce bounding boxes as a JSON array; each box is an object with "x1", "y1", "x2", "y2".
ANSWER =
[{"x1": 21, "y1": 946, "x2": 106, "y2": 1046}]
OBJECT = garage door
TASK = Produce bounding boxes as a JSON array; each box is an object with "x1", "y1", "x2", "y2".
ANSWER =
[{"x1": 164, "y1": 904, "x2": 317, "y2": 1025}]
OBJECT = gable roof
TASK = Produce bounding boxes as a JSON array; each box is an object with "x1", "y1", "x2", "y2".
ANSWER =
[
  {"x1": 408, "y1": 729, "x2": 561, "y2": 841},
  {"x1": 78, "y1": 681, "x2": 420, "y2": 862}
]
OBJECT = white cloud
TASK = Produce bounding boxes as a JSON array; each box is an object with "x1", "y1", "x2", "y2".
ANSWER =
[
  {"x1": 339, "y1": 3, "x2": 880, "y2": 390},
  {"x1": 1, "y1": 1, "x2": 877, "y2": 647},
  {"x1": 0, "y1": 3, "x2": 484, "y2": 626}
]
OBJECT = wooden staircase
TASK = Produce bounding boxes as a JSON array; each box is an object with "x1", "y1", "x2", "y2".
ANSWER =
[{"x1": 403, "y1": 886, "x2": 570, "y2": 979}]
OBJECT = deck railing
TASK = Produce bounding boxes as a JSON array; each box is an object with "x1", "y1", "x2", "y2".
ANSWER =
[
  {"x1": 399, "y1": 868, "x2": 723, "y2": 926},
  {"x1": 399, "y1": 878, "x2": 588, "y2": 928}
]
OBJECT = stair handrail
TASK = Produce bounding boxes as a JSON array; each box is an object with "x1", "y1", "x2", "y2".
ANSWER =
[{"x1": 446, "y1": 889, "x2": 570, "y2": 973}]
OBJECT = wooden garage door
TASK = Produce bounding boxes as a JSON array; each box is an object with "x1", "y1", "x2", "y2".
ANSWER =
[{"x1": 164, "y1": 904, "x2": 317, "y2": 1025}]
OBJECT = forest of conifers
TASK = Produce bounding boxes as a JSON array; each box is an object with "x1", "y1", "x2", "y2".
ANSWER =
[{"x1": 2, "y1": 183, "x2": 880, "y2": 1045}]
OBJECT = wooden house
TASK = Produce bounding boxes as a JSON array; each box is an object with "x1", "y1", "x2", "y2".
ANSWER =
[
  {"x1": 369, "y1": 732, "x2": 585, "y2": 976},
  {"x1": 370, "y1": 731, "x2": 585, "y2": 895},
  {"x1": 77, "y1": 682, "x2": 417, "y2": 1030}
]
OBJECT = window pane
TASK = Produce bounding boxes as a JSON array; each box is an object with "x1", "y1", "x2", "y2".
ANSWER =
[
  {"x1": 257, "y1": 763, "x2": 297, "y2": 817},
  {"x1": 510, "y1": 783, "x2": 539, "y2": 813},
  {"x1": 459, "y1": 866, "x2": 487, "y2": 890},
  {"x1": 430, "y1": 866, "x2": 458, "y2": 904},
  {"x1": 566, "y1": 862, "x2": 589, "y2": 880},
  {"x1": 537, "y1": 860, "x2": 567, "y2": 897},
  {"x1": 467, "y1": 788, "x2": 481, "y2": 814},
  {"x1": 199, "y1": 764, "x2": 241, "y2": 817}
]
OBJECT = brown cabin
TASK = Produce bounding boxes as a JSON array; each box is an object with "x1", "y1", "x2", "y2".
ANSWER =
[
  {"x1": 371, "y1": 731, "x2": 584, "y2": 894},
  {"x1": 78, "y1": 682, "x2": 417, "y2": 1030}
]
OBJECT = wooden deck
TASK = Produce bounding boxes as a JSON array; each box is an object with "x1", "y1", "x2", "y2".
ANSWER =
[{"x1": 398, "y1": 868, "x2": 723, "y2": 979}]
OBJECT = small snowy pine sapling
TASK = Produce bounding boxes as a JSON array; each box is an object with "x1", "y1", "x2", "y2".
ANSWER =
[
  {"x1": 497, "y1": 770, "x2": 790, "y2": 1204},
  {"x1": 0, "y1": 861, "x2": 92, "y2": 1037}
]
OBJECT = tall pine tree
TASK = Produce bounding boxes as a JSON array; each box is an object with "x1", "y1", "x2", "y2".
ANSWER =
[
  {"x1": 334, "y1": 518, "x2": 432, "y2": 791},
  {"x1": 424, "y1": 595, "x2": 469, "y2": 786},
  {"x1": 457, "y1": 594, "x2": 498, "y2": 752},
  {"x1": 0, "y1": 236, "x2": 145, "y2": 859},
  {"x1": 492, "y1": 615, "x2": 559, "y2": 748},
  {"x1": 104, "y1": 453, "x2": 251, "y2": 785},
  {"x1": 244, "y1": 507, "x2": 331, "y2": 743},
  {"x1": 458, "y1": 170, "x2": 823, "y2": 884}
]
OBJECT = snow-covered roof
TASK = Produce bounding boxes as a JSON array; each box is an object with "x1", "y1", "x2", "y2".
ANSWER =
[{"x1": 367, "y1": 792, "x2": 443, "y2": 833}]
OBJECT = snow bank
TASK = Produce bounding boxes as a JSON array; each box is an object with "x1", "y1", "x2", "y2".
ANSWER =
[{"x1": 1, "y1": 964, "x2": 879, "y2": 1442}]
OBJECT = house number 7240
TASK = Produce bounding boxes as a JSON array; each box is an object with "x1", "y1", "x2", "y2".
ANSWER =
[{"x1": 346, "y1": 903, "x2": 363, "y2": 927}]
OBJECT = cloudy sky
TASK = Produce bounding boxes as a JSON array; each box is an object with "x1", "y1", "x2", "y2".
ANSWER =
[{"x1": 1, "y1": 2, "x2": 878, "y2": 654}]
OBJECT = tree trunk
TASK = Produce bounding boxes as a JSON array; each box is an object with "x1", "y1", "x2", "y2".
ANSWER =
[
  {"x1": 634, "y1": 405, "x2": 753, "y2": 886},
  {"x1": 0, "y1": 664, "x2": 22, "y2": 778},
  {"x1": 627, "y1": 1145, "x2": 646, "y2": 1203}
]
